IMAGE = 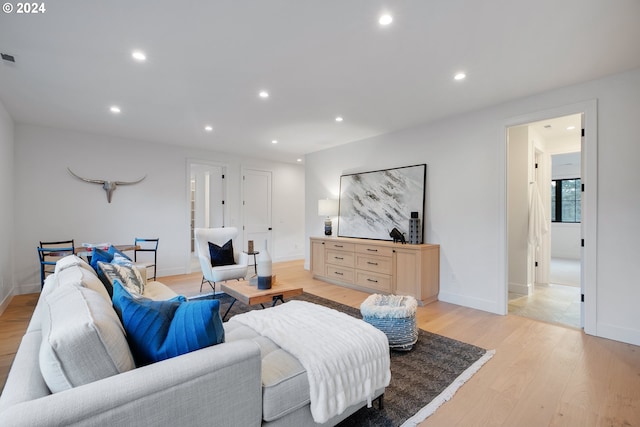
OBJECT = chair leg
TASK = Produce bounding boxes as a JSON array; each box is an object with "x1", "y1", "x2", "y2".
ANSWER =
[{"x1": 200, "y1": 276, "x2": 215, "y2": 294}]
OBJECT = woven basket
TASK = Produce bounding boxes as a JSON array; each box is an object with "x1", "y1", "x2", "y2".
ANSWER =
[{"x1": 360, "y1": 294, "x2": 418, "y2": 351}]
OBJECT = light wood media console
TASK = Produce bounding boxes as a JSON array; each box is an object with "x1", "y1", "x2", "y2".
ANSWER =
[{"x1": 310, "y1": 236, "x2": 440, "y2": 304}]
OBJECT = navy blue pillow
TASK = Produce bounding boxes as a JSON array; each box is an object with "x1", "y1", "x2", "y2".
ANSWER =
[
  {"x1": 111, "y1": 281, "x2": 224, "y2": 366},
  {"x1": 208, "y1": 239, "x2": 235, "y2": 267}
]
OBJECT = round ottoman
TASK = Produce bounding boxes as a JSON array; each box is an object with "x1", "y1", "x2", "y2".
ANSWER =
[{"x1": 360, "y1": 294, "x2": 418, "y2": 351}]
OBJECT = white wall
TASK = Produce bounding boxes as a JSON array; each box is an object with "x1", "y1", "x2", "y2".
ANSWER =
[
  {"x1": 305, "y1": 67, "x2": 640, "y2": 346},
  {"x1": 0, "y1": 99, "x2": 14, "y2": 312},
  {"x1": 13, "y1": 124, "x2": 305, "y2": 293}
]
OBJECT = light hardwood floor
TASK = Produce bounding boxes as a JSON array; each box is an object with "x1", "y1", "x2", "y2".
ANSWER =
[{"x1": 1, "y1": 260, "x2": 639, "y2": 426}]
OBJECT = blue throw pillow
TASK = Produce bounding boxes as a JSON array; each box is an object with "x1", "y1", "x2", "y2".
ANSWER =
[
  {"x1": 208, "y1": 239, "x2": 235, "y2": 267},
  {"x1": 90, "y1": 247, "x2": 113, "y2": 271},
  {"x1": 111, "y1": 281, "x2": 224, "y2": 366},
  {"x1": 108, "y1": 245, "x2": 132, "y2": 261}
]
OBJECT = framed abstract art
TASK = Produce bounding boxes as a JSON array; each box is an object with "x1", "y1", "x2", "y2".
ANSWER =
[{"x1": 337, "y1": 164, "x2": 426, "y2": 241}]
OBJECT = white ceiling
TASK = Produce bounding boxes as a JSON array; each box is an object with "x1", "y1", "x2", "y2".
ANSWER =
[{"x1": 1, "y1": 0, "x2": 639, "y2": 164}]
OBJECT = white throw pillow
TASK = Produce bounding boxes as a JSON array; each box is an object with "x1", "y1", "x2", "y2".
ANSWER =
[{"x1": 39, "y1": 285, "x2": 135, "y2": 393}]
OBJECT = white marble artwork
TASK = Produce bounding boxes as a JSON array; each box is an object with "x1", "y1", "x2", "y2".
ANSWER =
[{"x1": 338, "y1": 164, "x2": 426, "y2": 240}]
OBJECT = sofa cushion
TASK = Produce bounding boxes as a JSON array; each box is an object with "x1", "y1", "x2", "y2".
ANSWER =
[
  {"x1": 55, "y1": 264, "x2": 111, "y2": 302},
  {"x1": 112, "y1": 281, "x2": 225, "y2": 366},
  {"x1": 39, "y1": 285, "x2": 135, "y2": 393},
  {"x1": 208, "y1": 239, "x2": 235, "y2": 267},
  {"x1": 224, "y1": 322, "x2": 309, "y2": 421},
  {"x1": 143, "y1": 280, "x2": 179, "y2": 300},
  {"x1": 54, "y1": 255, "x2": 93, "y2": 274}
]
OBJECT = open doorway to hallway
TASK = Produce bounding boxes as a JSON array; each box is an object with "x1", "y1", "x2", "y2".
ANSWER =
[{"x1": 507, "y1": 114, "x2": 582, "y2": 328}]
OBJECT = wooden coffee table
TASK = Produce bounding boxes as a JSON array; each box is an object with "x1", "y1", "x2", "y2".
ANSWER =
[{"x1": 220, "y1": 279, "x2": 303, "y2": 320}]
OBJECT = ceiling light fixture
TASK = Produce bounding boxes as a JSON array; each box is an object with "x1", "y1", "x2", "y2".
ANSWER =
[
  {"x1": 131, "y1": 50, "x2": 146, "y2": 62},
  {"x1": 259, "y1": 91, "x2": 269, "y2": 98},
  {"x1": 109, "y1": 106, "x2": 121, "y2": 114},
  {"x1": 379, "y1": 14, "x2": 393, "y2": 26},
  {"x1": 335, "y1": 116, "x2": 343, "y2": 122},
  {"x1": 204, "y1": 125, "x2": 213, "y2": 132},
  {"x1": 271, "y1": 140, "x2": 278, "y2": 144},
  {"x1": 296, "y1": 158, "x2": 302, "y2": 162},
  {"x1": 454, "y1": 72, "x2": 466, "y2": 81}
]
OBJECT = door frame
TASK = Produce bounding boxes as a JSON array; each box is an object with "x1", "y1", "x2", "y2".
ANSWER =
[
  {"x1": 185, "y1": 158, "x2": 228, "y2": 273},
  {"x1": 501, "y1": 100, "x2": 597, "y2": 335}
]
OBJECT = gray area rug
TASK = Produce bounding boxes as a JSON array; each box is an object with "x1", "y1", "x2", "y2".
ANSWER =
[{"x1": 197, "y1": 292, "x2": 493, "y2": 426}]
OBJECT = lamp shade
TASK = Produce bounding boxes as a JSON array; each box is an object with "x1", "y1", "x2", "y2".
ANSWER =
[{"x1": 318, "y1": 199, "x2": 339, "y2": 217}]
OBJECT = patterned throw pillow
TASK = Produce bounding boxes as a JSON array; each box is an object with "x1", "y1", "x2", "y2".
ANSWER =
[
  {"x1": 111, "y1": 281, "x2": 225, "y2": 366},
  {"x1": 208, "y1": 239, "x2": 235, "y2": 267},
  {"x1": 97, "y1": 261, "x2": 121, "y2": 296},
  {"x1": 112, "y1": 263, "x2": 145, "y2": 295},
  {"x1": 97, "y1": 261, "x2": 144, "y2": 296}
]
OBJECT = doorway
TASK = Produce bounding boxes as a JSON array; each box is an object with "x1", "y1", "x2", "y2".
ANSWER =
[
  {"x1": 507, "y1": 114, "x2": 583, "y2": 328},
  {"x1": 188, "y1": 161, "x2": 226, "y2": 271}
]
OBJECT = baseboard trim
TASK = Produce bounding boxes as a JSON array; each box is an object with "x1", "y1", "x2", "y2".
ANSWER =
[{"x1": 508, "y1": 282, "x2": 531, "y2": 296}]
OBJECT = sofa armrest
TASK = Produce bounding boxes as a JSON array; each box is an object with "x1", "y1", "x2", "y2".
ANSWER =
[{"x1": 0, "y1": 340, "x2": 262, "y2": 427}]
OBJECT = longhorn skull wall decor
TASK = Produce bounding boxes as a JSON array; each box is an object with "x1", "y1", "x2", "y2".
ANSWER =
[{"x1": 67, "y1": 168, "x2": 146, "y2": 203}]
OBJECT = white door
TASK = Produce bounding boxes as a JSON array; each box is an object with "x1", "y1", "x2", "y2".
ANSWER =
[{"x1": 242, "y1": 168, "x2": 273, "y2": 263}]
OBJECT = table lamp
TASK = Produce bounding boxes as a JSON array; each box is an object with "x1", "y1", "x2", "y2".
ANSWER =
[{"x1": 318, "y1": 199, "x2": 339, "y2": 236}]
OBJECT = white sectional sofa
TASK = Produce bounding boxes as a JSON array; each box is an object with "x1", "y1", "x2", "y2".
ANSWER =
[{"x1": 0, "y1": 255, "x2": 385, "y2": 426}]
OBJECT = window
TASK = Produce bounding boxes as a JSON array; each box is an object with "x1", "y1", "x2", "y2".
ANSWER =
[{"x1": 551, "y1": 178, "x2": 581, "y2": 223}]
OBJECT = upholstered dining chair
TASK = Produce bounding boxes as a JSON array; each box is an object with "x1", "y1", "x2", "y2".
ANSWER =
[
  {"x1": 194, "y1": 227, "x2": 248, "y2": 293},
  {"x1": 38, "y1": 239, "x2": 75, "y2": 288}
]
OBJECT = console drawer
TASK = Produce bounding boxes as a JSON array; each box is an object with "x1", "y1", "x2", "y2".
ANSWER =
[
  {"x1": 355, "y1": 271, "x2": 392, "y2": 292},
  {"x1": 326, "y1": 250, "x2": 355, "y2": 268},
  {"x1": 326, "y1": 241, "x2": 355, "y2": 252},
  {"x1": 326, "y1": 266, "x2": 355, "y2": 283},
  {"x1": 355, "y1": 244, "x2": 394, "y2": 257},
  {"x1": 355, "y1": 254, "x2": 392, "y2": 275}
]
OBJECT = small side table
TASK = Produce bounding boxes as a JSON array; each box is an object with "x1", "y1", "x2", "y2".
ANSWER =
[{"x1": 244, "y1": 251, "x2": 260, "y2": 275}]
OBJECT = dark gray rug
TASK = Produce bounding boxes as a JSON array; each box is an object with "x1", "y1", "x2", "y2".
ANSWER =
[{"x1": 197, "y1": 292, "x2": 493, "y2": 427}]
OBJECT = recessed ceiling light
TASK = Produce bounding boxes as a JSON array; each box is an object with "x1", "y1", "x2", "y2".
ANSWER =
[
  {"x1": 109, "y1": 106, "x2": 121, "y2": 114},
  {"x1": 379, "y1": 14, "x2": 393, "y2": 26},
  {"x1": 204, "y1": 125, "x2": 213, "y2": 132},
  {"x1": 131, "y1": 50, "x2": 146, "y2": 62},
  {"x1": 566, "y1": 126, "x2": 576, "y2": 130},
  {"x1": 296, "y1": 158, "x2": 302, "y2": 162},
  {"x1": 259, "y1": 91, "x2": 269, "y2": 98},
  {"x1": 335, "y1": 116, "x2": 343, "y2": 122},
  {"x1": 454, "y1": 72, "x2": 466, "y2": 81},
  {"x1": 271, "y1": 140, "x2": 278, "y2": 144}
]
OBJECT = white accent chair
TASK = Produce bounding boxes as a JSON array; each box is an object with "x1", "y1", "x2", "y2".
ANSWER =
[{"x1": 194, "y1": 227, "x2": 249, "y2": 293}]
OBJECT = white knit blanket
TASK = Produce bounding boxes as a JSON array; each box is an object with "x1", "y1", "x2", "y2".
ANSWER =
[{"x1": 229, "y1": 300, "x2": 391, "y2": 423}]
